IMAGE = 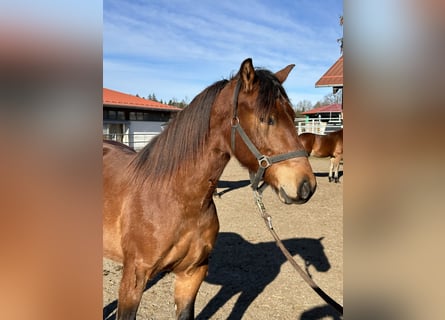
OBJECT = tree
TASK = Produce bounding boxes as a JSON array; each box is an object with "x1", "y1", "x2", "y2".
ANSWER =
[
  {"x1": 167, "y1": 98, "x2": 189, "y2": 109},
  {"x1": 320, "y1": 90, "x2": 343, "y2": 105},
  {"x1": 337, "y1": 15, "x2": 343, "y2": 53},
  {"x1": 294, "y1": 100, "x2": 313, "y2": 112},
  {"x1": 147, "y1": 93, "x2": 158, "y2": 101}
]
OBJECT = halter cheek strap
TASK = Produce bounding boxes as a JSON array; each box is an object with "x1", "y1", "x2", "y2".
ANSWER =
[{"x1": 230, "y1": 79, "x2": 308, "y2": 192}]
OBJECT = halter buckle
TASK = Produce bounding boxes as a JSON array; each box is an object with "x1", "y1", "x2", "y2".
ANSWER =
[
  {"x1": 258, "y1": 155, "x2": 272, "y2": 168},
  {"x1": 230, "y1": 117, "x2": 239, "y2": 127}
]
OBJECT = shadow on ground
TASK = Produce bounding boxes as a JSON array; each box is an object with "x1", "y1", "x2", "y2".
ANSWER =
[
  {"x1": 300, "y1": 304, "x2": 342, "y2": 320},
  {"x1": 103, "y1": 232, "x2": 337, "y2": 320},
  {"x1": 197, "y1": 232, "x2": 333, "y2": 319},
  {"x1": 214, "y1": 179, "x2": 251, "y2": 197}
]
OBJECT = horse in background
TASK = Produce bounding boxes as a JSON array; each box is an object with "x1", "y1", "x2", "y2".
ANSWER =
[
  {"x1": 103, "y1": 58, "x2": 316, "y2": 320},
  {"x1": 299, "y1": 129, "x2": 343, "y2": 183}
]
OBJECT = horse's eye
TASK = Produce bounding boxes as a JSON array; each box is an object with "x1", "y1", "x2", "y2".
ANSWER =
[{"x1": 260, "y1": 117, "x2": 275, "y2": 125}]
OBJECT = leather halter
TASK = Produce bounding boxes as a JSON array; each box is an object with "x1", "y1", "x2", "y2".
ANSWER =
[{"x1": 230, "y1": 79, "x2": 308, "y2": 192}]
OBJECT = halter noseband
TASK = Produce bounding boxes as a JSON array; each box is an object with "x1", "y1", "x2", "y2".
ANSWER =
[{"x1": 230, "y1": 79, "x2": 308, "y2": 192}]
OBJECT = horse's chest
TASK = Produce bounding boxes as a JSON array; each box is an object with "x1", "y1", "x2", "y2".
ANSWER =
[{"x1": 161, "y1": 227, "x2": 216, "y2": 272}]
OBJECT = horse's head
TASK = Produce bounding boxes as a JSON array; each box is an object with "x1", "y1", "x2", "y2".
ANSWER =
[{"x1": 229, "y1": 58, "x2": 316, "y2": 204}]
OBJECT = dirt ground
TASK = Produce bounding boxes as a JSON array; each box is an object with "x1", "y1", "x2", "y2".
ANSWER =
[{"x1": 103, "y1": 157, "x2": 343, "y2": 320}]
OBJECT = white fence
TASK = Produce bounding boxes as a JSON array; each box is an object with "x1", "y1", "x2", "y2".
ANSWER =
[{"x1": 295, "y1": 116, "x2": 343, "y2": 135}]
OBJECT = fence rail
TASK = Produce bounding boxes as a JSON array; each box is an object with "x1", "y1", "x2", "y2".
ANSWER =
[{"x1": 295, "y1": 116, "x2": 343, "y2": 135}]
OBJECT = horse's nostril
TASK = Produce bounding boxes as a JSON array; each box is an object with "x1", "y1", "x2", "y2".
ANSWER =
[{"x1": 299, "y1": 180, "x2": 312, "y2": 200}]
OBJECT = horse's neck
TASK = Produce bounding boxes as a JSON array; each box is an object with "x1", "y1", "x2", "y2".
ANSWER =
[
  {"x1": 175, "y1": 119, "x2": 232, "y2": 197},
  {"x1": 182, "y1": 139, "x2": 231, "y2": 188}
]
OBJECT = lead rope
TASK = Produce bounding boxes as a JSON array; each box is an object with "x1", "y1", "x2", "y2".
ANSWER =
[{"x1": 253, "y1": 190, "x2": 344, "y2": 316}]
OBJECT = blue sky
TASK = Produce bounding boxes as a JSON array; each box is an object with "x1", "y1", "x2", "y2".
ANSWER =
[{"x1": 103, "y1": 0, "x2": 343, "y2": 106}]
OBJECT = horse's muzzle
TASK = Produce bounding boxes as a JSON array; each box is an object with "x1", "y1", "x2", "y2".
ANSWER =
[{"x1": 279, "y1": 179, "x2": 316, "y2": 204}]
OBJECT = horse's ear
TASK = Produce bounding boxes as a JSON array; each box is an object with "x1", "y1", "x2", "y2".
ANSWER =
[
  {"x1": 239, "y1": 58, "x2": 255, "y2": 92},
  {"x1": 275, "y1": 64, "x2": 295, "y2": 83},
  {"x1": 318, "y1": 236, "x2": 325, "y2": 242}
]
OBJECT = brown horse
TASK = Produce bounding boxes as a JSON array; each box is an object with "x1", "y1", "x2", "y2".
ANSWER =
[
  {"x1": 103, "y1": 58, "x2": 317, "y2": 320},
  {"x1": 299, "y1": 129, "x2": 343, "y2": 183}
]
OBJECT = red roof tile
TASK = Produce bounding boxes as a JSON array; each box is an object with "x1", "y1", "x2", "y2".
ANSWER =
[
  {"x1": 301, "y1": 103, "x2": 342, "y2": 114},
  {"x1": 103, "y1": 88, "x2": 181, "y2": 111},
  {"x1": 315, "y1": 55, "x2": 343, "y2": 88}
]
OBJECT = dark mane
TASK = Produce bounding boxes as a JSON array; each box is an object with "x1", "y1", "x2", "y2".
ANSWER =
[
  {"x1": 255, "y1": 69, "x2": 295, "y2": 120},
  {"x1": 128, "y1": 79, "x2": 229, "y2": 185}
]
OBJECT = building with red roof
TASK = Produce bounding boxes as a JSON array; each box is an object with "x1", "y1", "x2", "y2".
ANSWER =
[
  {"x1": 103, "y1": 88, "x2": 181, "y2": 150},
  {"x1": 301, "y1": 103, "x2": 342, "y2": 115},
  {"x1": 298, "y1": 55, "x2": 343, "y2": 135},
  {"x1": 103, "y1": 88, "x2": 181, "y2": 112},
  {"x1": 315, "y1": 55, "x2": 343, "y2": 94},
  {"x1": 297, "y1": 103, "x2": 343, "y2": 135}
]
